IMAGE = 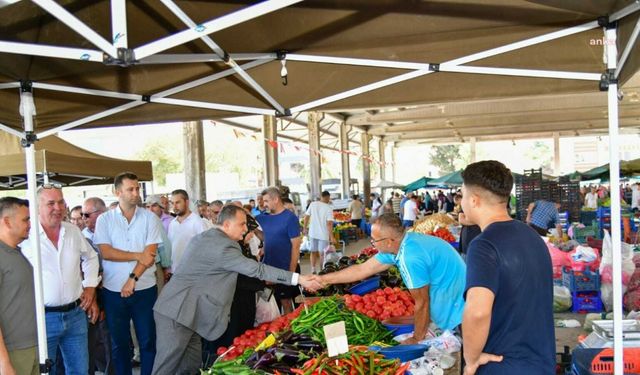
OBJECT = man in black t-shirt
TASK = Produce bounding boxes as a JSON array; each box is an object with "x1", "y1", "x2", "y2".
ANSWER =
[{"x1": 460, "y1": 161, "x2": 555, "y2": 375}]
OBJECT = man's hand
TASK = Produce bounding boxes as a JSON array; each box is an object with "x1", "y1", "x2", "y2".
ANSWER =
[
  {"x1": 298, "y1": 274, "x2": 324, "y2": 292},
  {"x1": 80, "y1": 287, "x2": 96, "y2": 311},
  {"x1": 400, "y1": 336, "x2": 421, "y2": 345},
  {"x1": 138, "y1": 251, "x2": 156, "y2": 268},
  {"x1": 121, "y1": 278, "x2": 136, "y2": 298},
  {"x1": 163, "y1": 268, "x2": 172, "y2": 283},
  {"x1": 463, "y1": 353, "x2": 503, "y2": 375},
  {"x1": 87, "y1": 301, "x2": 99, "y2": 324}
]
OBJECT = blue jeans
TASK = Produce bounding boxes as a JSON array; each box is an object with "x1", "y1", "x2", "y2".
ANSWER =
[
  {"x1": 403, "y1": 220, "x2": 414, "y2": 228},
  {"x1": 45, "y1": 306, "x2": 89, "y2": 375},
  {"x1": 102, "y1": 287, "x2": 157, "y2": 375}
]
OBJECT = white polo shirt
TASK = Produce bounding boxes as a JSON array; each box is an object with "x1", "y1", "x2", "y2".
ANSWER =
[
  {"x1": 168, "y1": 212, "x2": 209, "y2": 271},
  {"x1": 21, "y1": 222, "x2": 100, "y2": 306},
  {"x1": 93, "y1": 206, "x2": 162, "y2": 292},
  {"x1": 305, "y1": 201, "x2": 334, "y2": 241}
]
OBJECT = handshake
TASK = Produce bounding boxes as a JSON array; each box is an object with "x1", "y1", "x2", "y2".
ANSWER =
[{"x1": 298, "y1": 274, "x2": 326, "y2": 292}]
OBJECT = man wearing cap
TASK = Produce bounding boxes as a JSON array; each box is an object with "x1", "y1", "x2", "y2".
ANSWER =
[
  {"x1": 146, "y1": 196, "x2": 173, "y2": 234},
  {"x1": 167, "y1": 189, "x2": 209, "y2": 272},
  {"x1": 209, "y1": 200, "x2": 224, "y2": 224},
  {"x1": 21, "y1": 186, "x2": 100, "y2": 374}
]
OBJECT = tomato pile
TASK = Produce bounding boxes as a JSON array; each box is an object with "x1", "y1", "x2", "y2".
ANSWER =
[
  {"x1": 217, "y1": 304, "x2": 305, "y2": 360},
  {"x1": 344, "y1": 287, "x2": 414, "y2": 321},
  {"x1": 432, "y1": 227, "x2": 456, "y2": 243}
]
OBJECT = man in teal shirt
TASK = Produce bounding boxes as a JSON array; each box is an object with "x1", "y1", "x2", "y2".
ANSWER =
[{"x1": 319, "y1": 213, "x2": 466, "y2": 344}]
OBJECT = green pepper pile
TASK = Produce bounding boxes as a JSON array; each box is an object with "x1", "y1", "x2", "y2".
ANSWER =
[{"x1": 290, "y1": 297, "x2": 395, "y2": 346}]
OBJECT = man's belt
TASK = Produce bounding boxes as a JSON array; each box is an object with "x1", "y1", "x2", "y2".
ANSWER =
[{"x1": 45, "y1": 299, "x2": 81, "y2": 313}]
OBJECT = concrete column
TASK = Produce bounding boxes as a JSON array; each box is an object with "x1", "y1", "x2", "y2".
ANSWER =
[
  {"x1": 378, "y1": 139, "x2": 386, "y2": 181},
  {"x1": 263, "y1": 115, "x2": 279, "y2": 187},
  {"x1": 308, "y1": 112, "x2": 322, "y2": 200},
  {"x1": 553, "y1": 132, "x2": 560, "y2": 176},
  {"x1": 391, "y1": 144, "x2": 398, "y2": 183},
  {"x1": 361, "y1": 132, "x2": 371, "y2": 208},
  {"x1": 339, "y1": 122, "x2": 351, "y2": 199},
  {"x1": 470, "y1": 137, "x2": 477, "y2": 163},
  {"x1": 183, "y1": 121, "x2": 206, "y2": 200}
]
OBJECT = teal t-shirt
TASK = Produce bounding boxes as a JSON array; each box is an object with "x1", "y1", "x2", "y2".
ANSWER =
[{"x1": 375, "y1": 232, "x2": 466, "y2": 330}]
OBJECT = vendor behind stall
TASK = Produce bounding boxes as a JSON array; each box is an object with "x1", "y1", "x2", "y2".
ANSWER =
[{"x1": 318, "y1": 213, "x2": 466, "y2": 344}]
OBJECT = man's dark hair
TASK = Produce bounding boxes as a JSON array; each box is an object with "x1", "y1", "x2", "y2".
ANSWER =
[
  {"x1": 210, "y1": 200, "x2": 223, "y2": 207},
  {"x1": 352, "y1": 194, "x2": 359, "y2": 200},
  {"x1": 461, "y1": 160, "x2": 513, "y2": 201},
  {"x1": 249, "y1": 199, "x2": 255, "y2": 203},
  {"x1": 217, "y1": 204, "x2": 246, "y2": 225},
  {"x1": 70, "y1": 205, "x2": 82, "y2": 214},
  {"x1": 114, "y1": 172, "x2": 138, "y2": 191},
  {"x1": 282, "y1": 197, "x2": 293, "y2": 204},
  {"x1": 171, "y1": 189, "x2": 189, "y2": 200},
  {"x1": 321, "y1": 191, "x2": 330, "y2": 198},
  {"x1": 372, "y1": 213, "x2": 404, "y2": 236},
  {"x1": 0, "y1": 197, "x2": 29, "y2": 218}
]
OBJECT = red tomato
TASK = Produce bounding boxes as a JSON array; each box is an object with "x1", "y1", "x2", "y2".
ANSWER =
[
  {"x1": 216, "y1": 346, "x2": 228, "y2": 356},
  {"x1": 366, "y1": 310, "x2": 376, "y2": 318},
  {"x1": 352, "y1": 295, "x2": 362, "y2": 302},
  {"x1": 374, "y1": 305, "x2": 383, "y2": 315},
  {"x1": 233, "y1": 337, "x2": 242, "y2": 346},
  {"x1": 355, "y1": 302, "x2": 364, "y2": 310},
  {"x1": 384, "y1": 287, "x2": 393, "y2": 294},
  {"x1": 388, "y1": 294, "x2": 398, "y2": 302},
  {"x1": 376, "y1": 296, "x2": 386, "y2": 305}
]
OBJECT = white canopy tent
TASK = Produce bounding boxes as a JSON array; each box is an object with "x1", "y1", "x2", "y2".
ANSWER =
[{"x1": 1, "y1": 1, "x2": 640, "y2": 373}]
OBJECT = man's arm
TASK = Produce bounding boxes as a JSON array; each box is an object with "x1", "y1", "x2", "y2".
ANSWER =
[
  {"x1": 120, "y1": 243, "x2": 158, "y2": 298},
  {"x1": 462, "y1": 287, "x2": 502, "y2": 375},
  {"x1": 403, "y1": 285, "x2": 430, "y2": 344},
  {"x1": 555, "y1": 223, "x2": 564, "y2": 236},
  {"x1": 525, "y1": 202, "x2": 535, "y2": 224},
  {"x1": 302, "y1": 215, "x2": 310, "y2": 235},
  {"x1": 98, "y1": 244, "x2": 145, "y2": 263},
  {"x1": 326, "y1": 221, "x2": 335, "y2": 244},
  {"x1": 79, "y1": 236, "x2": 100, "y2": 310},
  {"x1": 0, "y1": 326, "x2": 16, "y2": 375},
  {"x1": 289, "y1": 236, "x2": 301, "y2": 273},
  {"x1": 319, "y1": 257, "x2": 390, "y2": 285}
]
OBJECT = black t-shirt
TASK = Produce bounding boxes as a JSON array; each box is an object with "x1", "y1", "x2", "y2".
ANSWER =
[{"x1": 465, "y1": 220, "x2": 555, "y2": 374}]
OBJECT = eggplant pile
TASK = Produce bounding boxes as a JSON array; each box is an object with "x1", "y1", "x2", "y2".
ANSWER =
[{"x1": 244, "y1": 330, "x2": 324, "y2": 374}]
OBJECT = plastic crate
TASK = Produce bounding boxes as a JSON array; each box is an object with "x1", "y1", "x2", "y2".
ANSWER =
[
  {"x1": 571, "y1": 291, "x2": 603, "y2": 313},
  {"x1": 571, "y1": 224, "x2": 598, "y2": 244},
  {"x1": 562, "y1": 266, "x2": 600, "y2": 292}
]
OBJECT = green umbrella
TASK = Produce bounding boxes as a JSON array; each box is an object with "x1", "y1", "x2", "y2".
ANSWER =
[
  {"x1": 579, "y1": 158, "x2": 640, "y2": 181},
  {"x1": 430, "y1": 170, "x2": 464, "y2": 187},
  {"x1": 402, "y1": 176, "x2": 434, "y2": 192}
]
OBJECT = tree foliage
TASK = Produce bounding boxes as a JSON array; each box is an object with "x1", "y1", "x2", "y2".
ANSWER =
[
  {"x1": 136, "y1": 140, "x2": 182, "y2": 186},
  {"x1": 429, "y1": 145, "x2": 463, "y2": 175}
]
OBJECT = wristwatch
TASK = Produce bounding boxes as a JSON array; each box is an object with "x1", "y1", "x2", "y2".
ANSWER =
[{"x1": 129, "y1": 273, "x2": 139, "y2": 282}]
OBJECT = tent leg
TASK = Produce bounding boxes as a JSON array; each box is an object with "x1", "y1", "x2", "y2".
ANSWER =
[
  {"x1": 604, "y1": 25, "x2": 624, "y2": 375},
  {"x1": 19, "y1": 84, "x2": 51, "y2": 373}
]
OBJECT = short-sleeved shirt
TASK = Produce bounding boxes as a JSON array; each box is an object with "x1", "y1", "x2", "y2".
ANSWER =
[
  {"x1": 168, "y1": 212, "x2": 209, "y2": 271},
  {"x1": 305, "y1": 201, "x2": 334, "y2": 241},
  {"x1": 392, "y1": 197, "x2": 402, "y2": 214},
  {"x1": 530, "y1": 200, "x2": 560, "y2": 230},
  {"x1": 256, "y1": 209, "x2": 300, "y2": 271},
  {"x1": 0, "y1": 240, "x2": 37, "y2": 351},
  {"x1": 93, "y1": 205, "x2": 163, "y2": 292},
  {"x1": 375, "y1": 232, "x2": 466, "y2": 330},
  {"x1": 348, "y1": 200, "x2": 363, "y2": 220},
  {"x1": 465, "y1": 220, "x2": 555, "y2": 374},
  {"x1": 403, "y1": 200, "x2": 418, "y2": 221}
]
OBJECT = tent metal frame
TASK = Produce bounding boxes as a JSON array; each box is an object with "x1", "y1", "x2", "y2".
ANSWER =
[{"x1": 0, "y1": 0, "x2": 639, "y2": 372}]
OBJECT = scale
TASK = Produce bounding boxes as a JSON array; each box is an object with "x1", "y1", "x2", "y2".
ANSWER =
[{"x1": 581, "y1": 320, "x2": 640, "y2": 348}]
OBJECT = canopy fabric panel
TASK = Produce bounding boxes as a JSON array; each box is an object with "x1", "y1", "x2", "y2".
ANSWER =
[
  {"x1": 402, "y1": 177, "x2": 435, "y2": 192},
  {"x1": 0, "y1": 132, "x2": 153, "y2": 189}
]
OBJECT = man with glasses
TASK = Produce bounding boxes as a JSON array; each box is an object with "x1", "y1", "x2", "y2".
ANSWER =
[
  {"x1": 69, "y1": 205, "x2": 86, "y2": 231},
  {"x1": 317, "y1": 213, "x2": 466, "y2": 345},
  {"x1": 93, "y1": 172, "x2": 162, "y2": 375},
  {"x1": 21, "y1": 185, "x2": 100, "y2": 374}
]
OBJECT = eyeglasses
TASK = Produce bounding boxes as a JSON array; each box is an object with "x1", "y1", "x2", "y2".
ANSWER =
[
  {"x1": 41, "y1": 183, "x2": 62, "y2": 189},
  {"x1": 370, "y1": 237, "x2": 389, "y2": 247},
  {"x1": 81, "y1": 210, "x2": 99, "y2": 218}
]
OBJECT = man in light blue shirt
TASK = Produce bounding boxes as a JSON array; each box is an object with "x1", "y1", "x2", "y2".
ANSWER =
[
  {"x1": 318, "y1": 213, "x2": 466, "y2": 344},
  {"x1": 93, "y1": 172, "x2": 162, "y2": 375}
]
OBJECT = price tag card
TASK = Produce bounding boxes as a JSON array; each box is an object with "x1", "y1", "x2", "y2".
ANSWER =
[{"x1": 323, "y1": 321, "x2": 349, "y2": 357}]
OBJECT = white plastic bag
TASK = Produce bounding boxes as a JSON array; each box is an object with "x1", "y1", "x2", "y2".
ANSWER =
[
  {"x1": 300, "y1": 236, "x2": 311, "y2": 252},
  {"x1": 255, "y1": 292, "x2": 280, "y2": 325},
  {"x1": 553, "y1": 286, "x2": 572, "y2": 312},
  {"x1": 599, "y1": 229, "x2": 635, "y2": 311}
]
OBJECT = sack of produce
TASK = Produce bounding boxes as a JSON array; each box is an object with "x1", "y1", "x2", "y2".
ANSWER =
[{"x1": 553, "y1": 286, "x2": 572, "y2": 312}]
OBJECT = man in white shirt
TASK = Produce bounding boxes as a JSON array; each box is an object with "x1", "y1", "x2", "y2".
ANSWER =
[
  {"x1": 93, "y1": 172, "x2": 162, "y2": 375},
  {"x1": 632, "y1": 183, "x2": 640, "y2": 212},
  {"x1": 402, "y1": 194, "x2": 419, "y2": 227},
  {"x1": 584, "y1": 186, "x2": 598, "y2": 210},
  {"x1": 303, "y1": 191, "x2": 336, "y2": 273},
  {"x1": 21, "y1": 186, "x2": 100, "y2": 375},
  {"x1": 167, "y1": 189, "x2": 209, "y2": 273}
]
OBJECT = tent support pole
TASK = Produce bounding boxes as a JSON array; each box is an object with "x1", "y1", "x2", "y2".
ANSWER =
[
  {"x1": 361, "y1": 133, "x2": 371, "y2": 208},
  {"x1": 339, "y1": 122, "x2": 351, "y2": 200},
  {"x1": 0, "y1": 122, "x2": 26, "y2": 138},
  {"x1": 615, "y1": 16, "x2": 640, "y2": 79},
  {"x1": 111, "y1": 0, "x2": 128, "y2": 49},
  {"x1": 378, "y1": 139, "x2": 386, "y2": 181},
  {"x1": 605, "y1": 25, "x2": 624, "y2": 375},
  {"x1": 0, "y1": 40, "x2": 103, "y2": 62},
  {"x1": 308, "y1": 112, "x2": 322, "y2": 200},
  {"x1": 19, "y1": 84, "x2": 51, "y2": 373}
]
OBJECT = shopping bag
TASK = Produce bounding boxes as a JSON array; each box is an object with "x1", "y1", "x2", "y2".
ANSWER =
[{"x1": 255, "y1": 290, "x2": 280, "y2": 324}]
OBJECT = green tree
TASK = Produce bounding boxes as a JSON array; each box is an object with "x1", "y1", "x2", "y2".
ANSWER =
[
  {"x1": 524, "y1": 141, "x2": 553, "y2": 174},
  {"x1": 137, "y1": 141, "x2": 182, "y2": 186},
  {"x1": 430, "y1": 145, "x2": 464, "y2": 175}
]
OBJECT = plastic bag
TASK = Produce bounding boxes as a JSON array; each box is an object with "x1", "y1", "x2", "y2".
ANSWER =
[
  {"x1": 599, "y1": 229, "x2": 635, "y2": 311},
  {"x1": 300, "y1": 236, "x2": 310, "y2": 252},
  {"x1": 553, "y1": 286, "x2": 572, "y2": 312},
  {"x1": 255, "y1": 291, "x2": 280, "y2": 325}
]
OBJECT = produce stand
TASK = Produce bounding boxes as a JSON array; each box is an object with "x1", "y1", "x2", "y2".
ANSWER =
[{"x1": 205, "y1": 245, "x2": 463, "y2": 374}]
